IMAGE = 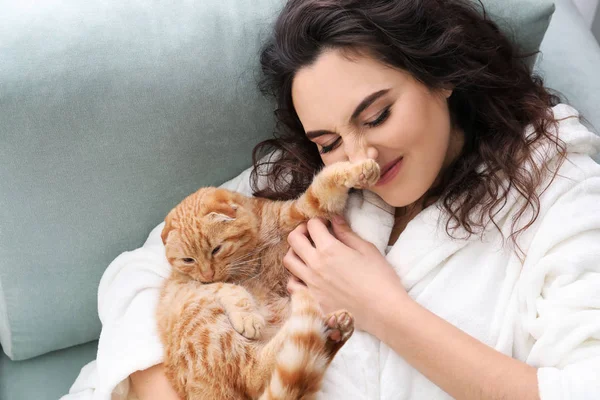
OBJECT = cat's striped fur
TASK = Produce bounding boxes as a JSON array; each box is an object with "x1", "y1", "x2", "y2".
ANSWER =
[{"x1": 157, "y1": 159, "x2": 379, "y2": 399}]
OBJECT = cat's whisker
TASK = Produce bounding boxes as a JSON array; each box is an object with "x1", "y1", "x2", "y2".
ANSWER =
[
  {"x1": 228, "y1": 254, "x2": 254, "y2": 265},
  {"x1": 228, "y1": 257, "x2": 261, "y2": 269},
  {"x1": 229, "y1": 251, "x2": 264, "y2": 264},
  {"x1": 228, "y1": 257, "x2": 260, "y2": 265},
  {"x1": 228, "y1": 242, "x2": 271, "y2": 263},
  {"x1": 239, "y1": 270, "x2": 266, "y2": 285}
]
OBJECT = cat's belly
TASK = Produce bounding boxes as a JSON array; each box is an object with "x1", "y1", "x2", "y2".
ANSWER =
[{"x1": 253, "y1": 292, "x2": 291, "y2": 341}]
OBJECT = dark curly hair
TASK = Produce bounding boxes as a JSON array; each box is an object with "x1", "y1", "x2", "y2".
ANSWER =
[{"x1": 252, "y1": 0, "x2": 565, "y2": 241}]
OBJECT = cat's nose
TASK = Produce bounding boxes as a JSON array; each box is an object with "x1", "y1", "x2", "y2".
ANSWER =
[{"x1": 203, "y1": 269, "x2": 214, "y2": 281}]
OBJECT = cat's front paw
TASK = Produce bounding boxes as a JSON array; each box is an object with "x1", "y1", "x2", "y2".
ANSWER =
[
  {"x1": 228, "y1": 311, "x2": 265, "y2": 340},
  {"x1": 338, "y1": 159, "x2": 380, "y2": 189},
  {"x1": 355, "y1": 159, "x2": 380, "y2": 188}
]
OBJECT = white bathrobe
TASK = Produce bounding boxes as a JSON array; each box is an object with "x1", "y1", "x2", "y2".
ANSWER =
[{"x1": 62, "y1": 104, "x2": 600, "y2": 400}]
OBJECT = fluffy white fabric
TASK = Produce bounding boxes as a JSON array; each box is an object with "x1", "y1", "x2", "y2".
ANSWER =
[{"x1": 62, "y1": 104, "x2": 600, "y2": 400}]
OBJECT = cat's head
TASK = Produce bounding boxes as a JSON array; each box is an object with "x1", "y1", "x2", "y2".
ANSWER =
[{"x1": 161, "y1": 187, "x2": 260, "y2": 283}]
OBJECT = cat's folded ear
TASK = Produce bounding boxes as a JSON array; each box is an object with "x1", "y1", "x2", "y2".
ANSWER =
[
  {"x1": 205, "y1": 202, "x2": 239, "y2": 223},
  {"x1": 161, "y1": 211, "x2": 174, "y2": 245}
]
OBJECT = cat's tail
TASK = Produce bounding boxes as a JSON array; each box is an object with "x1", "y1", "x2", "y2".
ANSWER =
[{"x1": 258, "y1": 290, "x2": 352, "y2": 400}]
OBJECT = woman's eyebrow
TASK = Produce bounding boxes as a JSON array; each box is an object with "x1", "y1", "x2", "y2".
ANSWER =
[
  {"x1": 306, "y1": 129, "x2": 336, "y2": 139},
  {"x1": 349, "y1": 89, "x2": 391, "y2": 122},
  {"x1": 305, "y1": 88, "x2": 390, "y2": 139}
]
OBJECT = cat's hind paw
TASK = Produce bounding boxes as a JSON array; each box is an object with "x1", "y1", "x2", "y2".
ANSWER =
[
  {"x1": 324, "y1": 310, "x2": 354, "y2": 344},
  {"x1": 229, "y1": 311, "x2": 265, "y2": 340}
]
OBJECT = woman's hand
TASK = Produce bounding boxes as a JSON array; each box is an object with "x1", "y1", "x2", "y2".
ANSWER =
[
  {"x1": 284, "y1": 215, "x2": 408, "y2": 333},
  {"x1": 130, "y1": 364, "x2": 181, "y2": 400}
]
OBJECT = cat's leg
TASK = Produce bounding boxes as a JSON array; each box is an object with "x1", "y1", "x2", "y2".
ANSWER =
[
  {"x1": 295, "y1": 159, "x2": 380, "y2": 219},
  {"x1": 247, "y1": 289, "x2": 354, "y2": 400},
  {"x1": 158, "y1": 281, "x2": 246, "y2": 399},
  {"x1": 214, "y1": 282, "x2": 265, "y2": 340}
]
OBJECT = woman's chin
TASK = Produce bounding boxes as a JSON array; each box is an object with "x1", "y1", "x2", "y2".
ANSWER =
[{"x1": 372, "y1": 186, "x2": 425, "y2": 209}]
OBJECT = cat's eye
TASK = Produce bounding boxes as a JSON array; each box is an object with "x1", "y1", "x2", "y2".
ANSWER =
[
  {"x1": 211, "y1": 245, "x2": 222, "y2": 256},
  {"x1": 182, "y1": 258, "x2": 195, "y2": 264}
]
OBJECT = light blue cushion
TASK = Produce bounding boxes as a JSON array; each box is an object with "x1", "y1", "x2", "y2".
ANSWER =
[
  {"x1": 0, "y1": 0, "x2": 281, "y2": 361},
  {"x1": 480, "y1": 0, "x2": 556, "y2": 67},
  {"x1": 535, "y1": 0, "x2": 600, "y2": 134},
  {"x1": 0, "y1": 0, "x2": 555, "y2": 361},
  {"x1": 0, "y1": 341, "x2": 98, "y2": 400}
]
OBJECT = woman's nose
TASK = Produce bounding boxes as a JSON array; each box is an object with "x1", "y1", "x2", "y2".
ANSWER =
[{"x1": 343, "y1": 137, "x2": 378, "y2": 162}]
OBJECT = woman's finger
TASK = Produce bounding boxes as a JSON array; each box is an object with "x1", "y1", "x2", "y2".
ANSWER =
[
  {"x1": 286, "y1": 275, "x2": 307, "y2": 294},
  {"x1": 282, "y1": 248, "x2": 311, "y2": 282},
  {"x1": 306, "y1": 217, "x2": 339, "y2": 249},
  {"x1": 331, "y1": 215, "x2": 372, "y2": 251},
  {"x1": 287, "y1": 223, "x2": 316, "y2": 263}
]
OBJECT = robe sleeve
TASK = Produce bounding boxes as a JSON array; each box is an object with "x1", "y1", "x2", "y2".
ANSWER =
[{"x1": 517, "y1": 156, "x2": 600, "y2": 400}]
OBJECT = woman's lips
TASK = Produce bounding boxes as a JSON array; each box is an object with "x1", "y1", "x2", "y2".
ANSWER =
[{"x1": 376, "y1": 157, "x2": 403, "y2": 186}]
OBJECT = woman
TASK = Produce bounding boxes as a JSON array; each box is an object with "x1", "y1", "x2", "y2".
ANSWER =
[
  {"x1": 244, "y1": 1, "x2": 600, "y2": 399},
  {"x1": 69, "y1": 0, "x2": 600, "y2": 399}
]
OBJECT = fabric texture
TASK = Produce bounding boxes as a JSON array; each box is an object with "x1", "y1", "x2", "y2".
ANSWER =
[
  {"x1": 61, "y1": 104, "x2": 600, "y2": 400},
  {"x1": 478, "y1": 0, "x2": 556, "y2": 67},
  {"x1": 0, "y1": 341, "x2": 98, "y2": 400},
  {"x1": 534, "y1": 0, "x2": 600, "y2": 137},
  {"x1": 0, "y1": 0, "x2": 282, "y2": 361}
]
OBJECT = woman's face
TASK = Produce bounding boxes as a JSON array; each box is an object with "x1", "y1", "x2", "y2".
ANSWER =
[{"x1": 292, "y1": 49, "x2": 460, "y2": 208}]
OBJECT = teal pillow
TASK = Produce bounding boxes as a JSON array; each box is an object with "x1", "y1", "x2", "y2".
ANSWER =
[
  {"x1": 0, "y1": 0, "x2": 554, "y2": 361},
  {"x1": 0, "y1": 0, "x2": 281, "y2": 361},
  {"x1": 481, "y1": 0, "x2": 556, "y2": 67}
]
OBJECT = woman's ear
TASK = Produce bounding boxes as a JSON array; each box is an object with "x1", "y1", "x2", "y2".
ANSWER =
[{"x1": 442, "y1": 87, "x2": 453, "y2": 99}]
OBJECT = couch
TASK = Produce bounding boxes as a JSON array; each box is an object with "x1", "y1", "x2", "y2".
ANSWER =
[{"x1": 1, "y1": 0, "x2": 599, "y2": 399}]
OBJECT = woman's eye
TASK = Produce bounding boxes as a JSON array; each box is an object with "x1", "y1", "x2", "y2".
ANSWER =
[
  {"x1": 365, "y1": 107, "x2": 391, "y2": 128},
  {"x1": 182, "y1": 258, "x2": 195, "y2": 264},
  {"x1": 211, "y1": 245, "x2": 222, "y2": 256},
  {"x1": 319, "y1": 137, "x2": 342, "y2": 154}
]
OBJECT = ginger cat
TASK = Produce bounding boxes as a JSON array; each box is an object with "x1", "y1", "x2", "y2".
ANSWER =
[{"x1": 157, "y1": 159, "x2": 380, "y2": 400}]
